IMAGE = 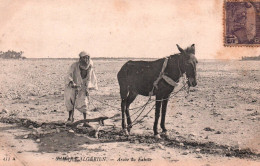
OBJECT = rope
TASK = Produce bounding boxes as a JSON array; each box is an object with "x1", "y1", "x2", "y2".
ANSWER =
[
  {"x1": 89, "y1": 96, "x2": 154, "y2": 111},
  {"x1": 131, "y1": 104, "x2": 156, "y2": 127},
  {"x1": 88, "y1": 95, "x2": 154, "y2": 125},
  {"x1": 89, "y1": 80, "x2": 188, "y2": 111},
  {"x1": 71, "y1": 57, "x2": 191, "y2": 128},
  {"x1": 89, "y1": 95, "x2": 153, "y2": 121},
  {"x1": 88, "y1": 82, "x2": 189, "y2": 126},
  {"x1": 129, "y1": 84, "x2": 189, "y2": 127},
  {"x1": 89, "y1": 99, "x2": 108, "y2": 118},
  {"x1": 150, "y1": 83, "x2": 188, "y2": 102},
  {"x1": 87, "y1": 57, "x2": 189, "y2": 126},
  {"x1": 128, "y1": 96, "x2": 152, "y2": 127}
]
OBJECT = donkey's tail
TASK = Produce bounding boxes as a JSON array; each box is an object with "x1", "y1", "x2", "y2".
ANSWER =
[{"x1": 117, "y1": 61, "x2": 131, "y2": 100}]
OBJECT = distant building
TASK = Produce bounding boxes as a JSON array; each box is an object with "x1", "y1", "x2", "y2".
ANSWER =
[{"x1": 242, "y1": 55, "x2": 260, "y2": 60}]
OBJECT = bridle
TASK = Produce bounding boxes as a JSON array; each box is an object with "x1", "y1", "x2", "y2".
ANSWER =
[
  {"x1": 177, "y1": 55, "x2": 185, "y2": 78},
  {"x1": 178, "y1": 53, "x2": 197, "y2": 78}
]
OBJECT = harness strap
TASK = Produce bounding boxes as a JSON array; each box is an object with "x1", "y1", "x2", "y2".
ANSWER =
[
  {"x1": 149, "y1": 57, "x2": 179, "y2": 96},
  {"x1": 162, "y1": 75, "x2": 179, "y2": 87},
  {"x1": 152, "y1": 58, "x2": 168, "y2": 89}
]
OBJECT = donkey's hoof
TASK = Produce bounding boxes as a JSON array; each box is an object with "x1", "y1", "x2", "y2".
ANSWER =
[
  {"x1": 123, "y1": 129, "x2": 129, "y2": 136},
  {"x1": 162, "y1": 131, "x2": 169, "y2": 137},
  {"x1": 127, "y1": 126, "x2": 132, "y2": 133},
  {"x1": 154, "y1": 134, "x2": 161, "y2": 139}
]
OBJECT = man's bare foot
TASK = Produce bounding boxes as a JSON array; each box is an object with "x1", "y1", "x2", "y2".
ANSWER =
[{"x1": 66, "y1": 118, "x2": 74, "y2": 125}]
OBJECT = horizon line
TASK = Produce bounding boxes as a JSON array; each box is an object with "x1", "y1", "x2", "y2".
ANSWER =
[{"x1": 24, "y1": 57, "x2": 242, "y2": 60}]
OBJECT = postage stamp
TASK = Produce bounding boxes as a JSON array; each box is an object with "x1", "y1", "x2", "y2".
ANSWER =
[{"x1": 224, "y1": 0, "x2": 260, "y2": 46}]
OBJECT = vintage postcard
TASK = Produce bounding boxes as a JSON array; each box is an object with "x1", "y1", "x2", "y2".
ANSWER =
[
  {"x1": 224, "y1": 0, "x2": 260, "y2": 46},
  {"x1": 0, "y1": 0, "x2": 259, "y2": 166}
]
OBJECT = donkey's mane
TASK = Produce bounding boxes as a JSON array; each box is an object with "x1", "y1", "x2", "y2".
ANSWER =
[
  {"x1": 167, "y1": 46, "x2": 194, "y2": 60},
  {"x1": 168, "y1": 53, "x2": 181, "y2": 59}
]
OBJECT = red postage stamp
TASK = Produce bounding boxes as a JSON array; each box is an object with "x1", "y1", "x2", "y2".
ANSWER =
[{"x1": 224, "y1": 0, "x2": 260, "y2": 46}]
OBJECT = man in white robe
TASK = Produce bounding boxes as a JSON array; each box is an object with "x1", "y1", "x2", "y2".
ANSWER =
[{"x1": 64, "y1": 51, "x2": 98, "y2": 125}]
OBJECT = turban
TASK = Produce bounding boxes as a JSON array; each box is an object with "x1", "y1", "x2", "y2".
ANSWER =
[{"x1": 79, "y1": 51, "x2": 89, "y2": 57}]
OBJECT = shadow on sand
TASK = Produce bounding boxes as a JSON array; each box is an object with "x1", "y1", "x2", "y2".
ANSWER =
[{"x1": 0, "y1": 116, "x2": 260, "y2": 160}]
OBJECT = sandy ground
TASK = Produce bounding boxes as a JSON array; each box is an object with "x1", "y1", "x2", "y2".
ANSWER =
[{"x1": 0, "y1": 59, "x2": 259, "y2": 166}]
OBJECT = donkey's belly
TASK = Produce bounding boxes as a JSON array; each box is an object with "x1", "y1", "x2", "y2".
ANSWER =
[
  {"x1": 135, "y1": 88, "x2": 150, "y2": 96},
  {"x1": 128, "y1": 76, "x2": 154, "y2": 96}
]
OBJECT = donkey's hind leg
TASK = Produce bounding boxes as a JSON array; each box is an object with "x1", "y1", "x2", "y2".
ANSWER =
[
  {"x1": 119, "y1": 83, "x2": 129, "y2": 135},
  {"x1": 125, "y1": 91, "x2": 137, "y2": 133}
]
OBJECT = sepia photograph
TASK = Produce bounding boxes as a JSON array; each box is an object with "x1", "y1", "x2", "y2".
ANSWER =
[{"x1": 0, "y1": 0, "x2": 259, "y2": 165}]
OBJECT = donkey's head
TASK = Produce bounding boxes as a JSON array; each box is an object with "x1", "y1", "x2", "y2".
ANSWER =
[{"x1": 177, "y1": 44, "x2": 198, "y2": 87}]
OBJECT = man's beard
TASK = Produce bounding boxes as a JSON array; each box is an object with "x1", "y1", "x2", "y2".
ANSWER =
[{"x1": 79, "y1": 62, "x2": 90, "y2": 70}]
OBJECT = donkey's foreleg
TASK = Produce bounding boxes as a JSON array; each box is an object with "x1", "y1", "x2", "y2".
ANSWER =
[
  {"x1": 153, "y1": 99, "x2": 162, "y2": 138},
  {"x1": 161, "y1": 98, "x2": 169, "y2": 136}
]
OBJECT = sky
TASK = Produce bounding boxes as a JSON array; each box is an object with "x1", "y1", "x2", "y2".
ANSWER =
[{"x1": 0, "y1": 0, "x2": 259, "y2": 59}]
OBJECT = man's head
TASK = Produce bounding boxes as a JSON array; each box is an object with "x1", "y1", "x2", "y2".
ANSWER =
[{"x1": 79, "y1": 51, "x2": 90, "y2": 69}]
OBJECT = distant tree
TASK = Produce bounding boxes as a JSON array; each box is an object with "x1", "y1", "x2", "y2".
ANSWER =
[{"x1": 0, "y1": 50, "x2": 26, "y2": 59}]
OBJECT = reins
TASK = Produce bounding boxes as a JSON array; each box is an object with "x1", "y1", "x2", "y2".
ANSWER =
[
  {"x1": 88, "y1": 56, "x2": 189, "y2": 126},
  {"x1": 88, "y1": 82, "x2": 189, "y2": 128}
]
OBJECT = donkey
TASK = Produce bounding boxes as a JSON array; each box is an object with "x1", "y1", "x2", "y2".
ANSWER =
[{"x1": 117, "y1": 44, "x2": 198, "y2": 138}]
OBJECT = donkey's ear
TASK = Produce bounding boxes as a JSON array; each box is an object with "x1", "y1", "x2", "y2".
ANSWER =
[
  {"x1": 191, "y1": 44, "x2": 195, "y2": 54},
  {"x1": 176, "y1": 44, "x2": 184, "y2": 53}
]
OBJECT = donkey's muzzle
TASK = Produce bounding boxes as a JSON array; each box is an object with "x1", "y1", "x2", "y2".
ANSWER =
[{"x1": 188, "y1": 78, "x2": 197, "y2": 87}]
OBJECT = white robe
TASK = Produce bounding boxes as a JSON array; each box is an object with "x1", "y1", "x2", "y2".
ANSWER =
[{"x1": 64, "y1": 60, "x2": 98, "y2": 113}]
